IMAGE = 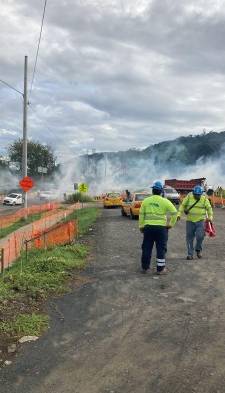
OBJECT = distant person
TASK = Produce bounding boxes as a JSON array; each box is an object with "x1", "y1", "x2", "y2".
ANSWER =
[
  {"x1": 177, "y1": 186, "x2": 213, "y2": 260},
  {"x1": 139, "y1": 181, "x2": 177, "y2": 275},
  {"x1": 206, "y1": 186, "x2": 214, "y2": 207},
  {"x1": 125, "y1": 189, "x2": 131, "y2": 201}
]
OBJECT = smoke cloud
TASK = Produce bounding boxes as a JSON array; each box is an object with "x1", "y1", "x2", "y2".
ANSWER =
[{"x1": 54, "y1": 143, "x2": 225, "y2": 195}]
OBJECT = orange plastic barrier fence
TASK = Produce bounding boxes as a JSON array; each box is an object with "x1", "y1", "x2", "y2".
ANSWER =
[
  {"x1": 212, "y1": 195, "x2": 225, "y2": 207},
  {"x1": 0, "y1": 202, "x2": 60, "y2": 229},
  {"x1": 0, "y1": 202, "x2": 82, "y2": 271},
  {"x1": 28, "y1": 220, "x2": 78, "y2": 250},
  {"x1": 179, "y1": 194, "x2": 225, "y2": 207}
]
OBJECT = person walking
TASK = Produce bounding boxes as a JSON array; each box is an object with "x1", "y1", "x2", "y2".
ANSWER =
[
  {"x1": 177, "y1": 185, "x2": 213, "y2": 260},
  {"x1": 139, "y1": 181, "x2": 177, "y2": 275}
]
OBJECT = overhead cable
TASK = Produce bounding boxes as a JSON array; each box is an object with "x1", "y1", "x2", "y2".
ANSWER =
[{"x1": 29, "y1": 0, "x2": 48, "y2": 98}]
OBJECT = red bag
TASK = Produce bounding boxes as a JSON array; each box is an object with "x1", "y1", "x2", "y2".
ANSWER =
[{"x1": 204, "y1": 220, "x2": 216, "y2": 237}]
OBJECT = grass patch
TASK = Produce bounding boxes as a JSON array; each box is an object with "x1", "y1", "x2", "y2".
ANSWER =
[
  {"x1": 0, "y1": 313, "x2": 49, "y2": 337},
  {"x1": 0, "y1": 213, "x2": 42, "y2": 239},
  {"x1": 0, "y1": 243, "x2": 88, "y2": 341},
  {"x1": 4, "y1": 243, "x2": 88, "y2": 299},
  {"x1": 0, "y1": 206, "x2": 99, "y2": 344},
  {"x1": 64, "y1": 206, "x2": 99, "y2": 234}
]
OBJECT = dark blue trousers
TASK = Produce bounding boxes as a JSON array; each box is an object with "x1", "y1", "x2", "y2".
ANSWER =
[{"x1": 141, "y1": 225, "x2": 167, "y2": 272}]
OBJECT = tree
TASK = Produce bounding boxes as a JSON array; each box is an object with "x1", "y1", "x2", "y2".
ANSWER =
[{"x1": 8, "y1": 139, "x2": 57, "y2": 177}]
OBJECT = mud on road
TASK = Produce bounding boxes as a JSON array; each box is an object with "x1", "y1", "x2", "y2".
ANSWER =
[{"x1": 1, "y1": 208, "x2": 225, "y2": 393}]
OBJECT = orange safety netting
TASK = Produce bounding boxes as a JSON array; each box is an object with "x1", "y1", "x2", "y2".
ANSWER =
[
  {"x1": 180, "y1": 194, "x2": 225, "y2": 206},
  {"x1": 211, "y1": 195, "x2": 225, "y2": 206},
  {"x1": 0, "y1": 202, "x2": 60, "y2": 229},
  {"x1": 0, "y1": 203, "x2": 82, "y2": 272},
  {"x1": 30, "y1": 220, "x2": 77, "y2": 250}
]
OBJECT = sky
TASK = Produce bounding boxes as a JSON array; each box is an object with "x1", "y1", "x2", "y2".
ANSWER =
[{"x1": 1, "y1": 0, "x2": 225, "y2": 162}]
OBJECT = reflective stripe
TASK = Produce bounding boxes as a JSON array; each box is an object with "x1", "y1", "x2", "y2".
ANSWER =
[
  {"x1": 157, "y1": 262, "x2": 166, "y2": 266},
  {"x1": 144, "y1": 214, "x2": 165, "y2": 220},
  {"x1": 188, "y1": 212, "x2": 206, "y2": 216},
  {"x1": 144, "y1": 212, "x2": 165, "y2": 216},
  {"x1": 157, "y1": 258, "x2": 165, "y2": 262}
]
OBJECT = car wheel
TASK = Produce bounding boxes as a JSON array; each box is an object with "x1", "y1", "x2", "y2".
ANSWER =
[
  {"x1": 121, "y1": 208, "x2": 126, "y2": 216},
  {"x1": 130, "y1": 210, "x2": 136, "y2": 220}
]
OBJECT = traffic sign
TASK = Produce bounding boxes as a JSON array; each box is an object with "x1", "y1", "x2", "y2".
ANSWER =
[
  {"x1": 78, "y1": 183, "x2": 88, "y2": 193},
  {"x1": 38, "y1": 166, "x2": 47, "y2": 174},
  {"x1": 19, "y1": 176, "x2": 34, "y2": 192}
]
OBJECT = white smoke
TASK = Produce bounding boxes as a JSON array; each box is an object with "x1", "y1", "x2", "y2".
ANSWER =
[
  {"x1": 50, "y1": 147, "x2": 225, "y2": 195},
  {"x1": 0, "y1": 169, "x2": 20, "y2": 193},
  {"x1": 11, "y1": 139, "x2": 223, "y2": 197}
]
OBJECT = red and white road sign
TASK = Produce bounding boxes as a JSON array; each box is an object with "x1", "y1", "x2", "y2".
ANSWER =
[{"x1": 19, "y1": 176, "x2": 34, "y2": 192}]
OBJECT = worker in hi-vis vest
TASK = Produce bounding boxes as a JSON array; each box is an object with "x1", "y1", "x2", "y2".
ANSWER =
[
  {"x1": 177, "y1": 185, "x2": 213, "y2": 260},
  {"x1": 139, "y1": 181, "x2": 177, "y2": 275}
]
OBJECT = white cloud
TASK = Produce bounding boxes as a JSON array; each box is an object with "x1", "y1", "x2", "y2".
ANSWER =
[{"x1": 1, "y1": 0, "x2": 225, "y2": 158}]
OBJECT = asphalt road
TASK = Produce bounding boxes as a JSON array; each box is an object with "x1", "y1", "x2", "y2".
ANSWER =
[
  {"x1": 0, "y1": 197, "x2": 51, "y2": 217},
  {"x1": 1, "y1": 208, "x2": 225, "y2": 393}
]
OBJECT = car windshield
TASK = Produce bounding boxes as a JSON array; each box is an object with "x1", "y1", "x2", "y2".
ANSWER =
[
  {"x1": 107, "y1": 193, "x2": 120, "y2": 198},
  {"x1": 135, "y1": 194, "x2": 151, "y2": 201},
  {"x1": 8, "y1": 194, "x2": 18, "y2": 198}
]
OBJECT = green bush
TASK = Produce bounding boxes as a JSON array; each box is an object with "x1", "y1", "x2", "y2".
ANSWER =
[{"x1": 66, "y1": 192, "x2": 93, "y2": 203}]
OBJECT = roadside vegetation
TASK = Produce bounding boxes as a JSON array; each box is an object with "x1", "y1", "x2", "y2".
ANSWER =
[
  {"x1": 65, "y1": 192, "x2": 93, "y2": 203},
  {"x1": 63, "y1": 206, "x2": 99, "y2": 234},
  {"x1": 0, "y1": 207, "x2": 99, "y2": 361},
  {"x1": 0, "y1": 202, "x2": 98, "y2": 240},
  {"x1": 0, "y1": 213, "x2": 42, "y2": 239}
]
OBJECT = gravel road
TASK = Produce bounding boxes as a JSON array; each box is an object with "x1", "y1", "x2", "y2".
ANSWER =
[{"x1": 1, "y1": 208, "x2": 225, "y2": 393}]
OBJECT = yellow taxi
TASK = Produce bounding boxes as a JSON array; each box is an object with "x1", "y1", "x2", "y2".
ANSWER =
[
  {"x1": 103, "y1": 192, "x2": 122, "y2": 208},
  {"x1": 121, "y1": 191, "x2": 152, "y2": 219}
]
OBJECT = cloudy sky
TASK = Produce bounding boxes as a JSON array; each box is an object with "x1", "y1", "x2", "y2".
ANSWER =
[{"x1": 1, "y1": 0, "x2": 225, "y2": 161}]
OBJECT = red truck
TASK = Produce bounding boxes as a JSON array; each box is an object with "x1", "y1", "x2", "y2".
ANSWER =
[{"x1": 165, "y1": 178, "x2": 206, "y2": 194}]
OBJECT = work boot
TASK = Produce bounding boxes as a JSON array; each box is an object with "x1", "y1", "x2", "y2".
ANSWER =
[
  {"x1": 141, "y1": 269, "x2": 149, "y2": 274},
  {"x1": 157, "y1": 267, "x2": 169, "y2": 275},
  {"x1": 196, "y1": 251, "x2": 202, "y2": 259},
  {"x1": 186, "y1": 255, "x2": 193, "y2": 260}
]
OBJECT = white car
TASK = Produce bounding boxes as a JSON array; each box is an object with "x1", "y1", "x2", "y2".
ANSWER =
[
  {"x1": 39, "y1": 190, "x2": 59, "y2": 201},
  {"x1": 163, "y1": 186, "x2": 180, "y2": 205},
  {"x1": 3, "y1": 193, "x2": 23, "y2": 206}
]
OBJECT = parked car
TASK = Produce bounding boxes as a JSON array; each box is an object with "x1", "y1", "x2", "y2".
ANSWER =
[
  {"x1": 103, "y1": 192, "x2": 122, "y2": 208},
  {"x1": 121, "y1": 191, "x2": 152, "y2": 219},
  {"x1": 163, "y1": 186, "x2": 180, "y2": 205},
  {"x1": 3, "y1": 193, "x2": 23, "y2": 206},
  {"x1": 39, "y1": 190, "x2": 59, "y2": 201}
]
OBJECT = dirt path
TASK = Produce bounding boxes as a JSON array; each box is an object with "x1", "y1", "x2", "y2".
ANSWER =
[{"x1": 0, "y1": 208, "x2": 225, "y2": 393}]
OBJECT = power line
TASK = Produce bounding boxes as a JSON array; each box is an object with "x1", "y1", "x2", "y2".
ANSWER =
[
  {"x1": 0, "y1": 78, "x2": 23, "y2": 96},
  {"x1": 29, "y1": 0, "x2": 48, "y2": 98}
]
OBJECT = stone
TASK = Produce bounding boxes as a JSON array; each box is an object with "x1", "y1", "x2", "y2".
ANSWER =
[
  {"x1": 19, "y1": 336, "x2": 39, "y2": 344},
  {"x1": 4, "y1": 360, "x2": 12, "y2": 366},
  {"x1": 7, "y1": 344, "x2": 17, "y2": 354}
]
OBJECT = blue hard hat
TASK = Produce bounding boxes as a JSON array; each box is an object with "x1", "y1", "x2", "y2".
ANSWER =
[
  {"x1": 193, "y1": 185, "x2": 204, "y2": 195},
  {"x1": 152, "y1": 181, "x2": 163, "y2": 191}
]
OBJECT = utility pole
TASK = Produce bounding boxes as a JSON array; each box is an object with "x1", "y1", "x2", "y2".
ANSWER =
[{"x1": 22, "y1": 55, "x2": 28, "y2": 210}]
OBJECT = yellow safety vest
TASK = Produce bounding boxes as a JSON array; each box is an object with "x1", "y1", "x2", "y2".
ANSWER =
[
  {"x1": 139, "y1": 195, "x2": 177, "y2": 228},
  {"x1": 178, "y1": 193, "x2": 213, "y2": 222}
]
